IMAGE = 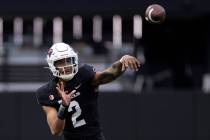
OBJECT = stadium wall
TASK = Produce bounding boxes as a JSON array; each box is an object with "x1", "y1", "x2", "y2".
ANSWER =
[{"x1": 0, "y1": 91, "x2": 209, "y2": 140}]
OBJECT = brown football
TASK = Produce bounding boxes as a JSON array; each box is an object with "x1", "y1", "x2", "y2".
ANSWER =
[{"x1": 145, "y1": 4, "x2": 166, "y2": 24}]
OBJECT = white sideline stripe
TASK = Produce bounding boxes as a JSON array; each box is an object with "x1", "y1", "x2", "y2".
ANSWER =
[
  {"x1": 0, "y1": 82, "x2": 122, "y2": 92},
  {"x1": 0, "y1": 82, "x2": 46, "y2": 92}
]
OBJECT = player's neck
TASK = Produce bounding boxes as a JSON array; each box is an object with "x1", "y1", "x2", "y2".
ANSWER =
[{"x1": 58, "y1": 79, "x2": 66, "y2": 84}]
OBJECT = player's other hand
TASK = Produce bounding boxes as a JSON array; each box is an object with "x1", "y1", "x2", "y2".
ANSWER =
[
  {"x1": 120, "y1": 55, "x2": 140, "y2": 71},
  {"x1": 56, "y1": 81, "x2": 76, "y2": 107}
]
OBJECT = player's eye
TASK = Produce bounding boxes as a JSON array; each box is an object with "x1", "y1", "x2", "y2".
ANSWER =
[
  {"x1": 66, "y1": 57, "x2": 75, "y2": 64},
  {"x1": 55, "y1": 59, "x2": 65, "y2": 67}
]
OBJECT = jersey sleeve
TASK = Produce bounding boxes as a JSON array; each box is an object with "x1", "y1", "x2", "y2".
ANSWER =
[
  {"x1": 35, "y1": 85, "x2": 58, "y2": 108},
  {"x1": 80, "y1": 64, "x2": 96, "y2": 82}
]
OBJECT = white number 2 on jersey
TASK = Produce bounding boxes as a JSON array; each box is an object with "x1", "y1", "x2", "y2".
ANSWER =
[{"x1": 68, "y1": 100, "x2": 86, "y2": 128}]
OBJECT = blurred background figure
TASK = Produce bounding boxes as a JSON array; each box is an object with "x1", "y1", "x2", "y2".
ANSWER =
[{"x1": 0, "y1": 0, "x2": 210, "y2": 140}]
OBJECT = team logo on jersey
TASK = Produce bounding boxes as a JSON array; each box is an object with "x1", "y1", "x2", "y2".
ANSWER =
[
  {"x1": 75, "y1": 83, "x2": 82, "y2": 89},
  {"x1": 49, "y1": 95, "x2": 54, "y2": 100},
  {"x1": 93, "y1": 67, "x2": 96, "y2": 72},
  {"x1": 48, "y1": 48, "x2": 53, "y2": 57}
]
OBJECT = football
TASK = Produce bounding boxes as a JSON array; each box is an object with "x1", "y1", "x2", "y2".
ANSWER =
[{"x1": 145, "y1": 4, "x2": 166, "y2": 24}]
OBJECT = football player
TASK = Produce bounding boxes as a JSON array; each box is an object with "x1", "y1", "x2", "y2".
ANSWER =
[{"x1": 36, "y1": 42, "x2": 140, "y2": 140}]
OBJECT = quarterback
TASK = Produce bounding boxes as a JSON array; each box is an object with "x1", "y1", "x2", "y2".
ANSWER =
[{"x1": 36, "y1": 42, "x2": 140, "y2": 140}]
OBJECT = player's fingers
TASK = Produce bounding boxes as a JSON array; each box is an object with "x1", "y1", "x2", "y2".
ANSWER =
[
  {"x1": 57, "y1": 83, "x2": 60, "y2": 89},
  {"x1": 133, "y1": 58, "x2": 141, "y2": 71},
  {"x1": 56, "y1": 87, "x2": 63, "y2": 97},
  {"x1": 135, "y1": 58, "x2": 141, "y2": 68},
  {"x1": 60, "y1": 81, "x2": 64, "y2": 91},
  {"x1": 131, "y1": 60, "x2": 138, "y2": 71},
  {"x1": 68, "y1": 90, "x2": 77, "y2": 97},
  {"x1": 128, "y1": 60, "x2": 135, "y2": 71},
  {"x1": 124, "y1": 60, "x2": 129, "y2": 69},
  {"x1": 128, "y1": 61, "x2": 133, "y2": 70},
  {"x1": 135, "y1": 61, "x2": 140, "y2": 70}
]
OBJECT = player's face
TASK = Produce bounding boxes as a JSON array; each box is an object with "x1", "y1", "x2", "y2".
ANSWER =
[{"x1": 54, "y1": 58, "x2": 74, "y2": 75}]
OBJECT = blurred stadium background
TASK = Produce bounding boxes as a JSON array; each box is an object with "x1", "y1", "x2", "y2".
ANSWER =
[{"x1": 0, "y1": 0, "x2": 210, "y2": 140}]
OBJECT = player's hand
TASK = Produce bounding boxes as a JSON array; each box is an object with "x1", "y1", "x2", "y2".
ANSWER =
[
  {"x1": 120, "y1": 55, "x2": 140, "y2": 71},
  {"x1": 56, "y1": 81, "x2": 76, "y2": 107}
]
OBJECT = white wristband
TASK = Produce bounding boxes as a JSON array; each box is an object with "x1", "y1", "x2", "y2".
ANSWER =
[{"x1": 57, "y1": 104, "x2": 68, "y2": 120}]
